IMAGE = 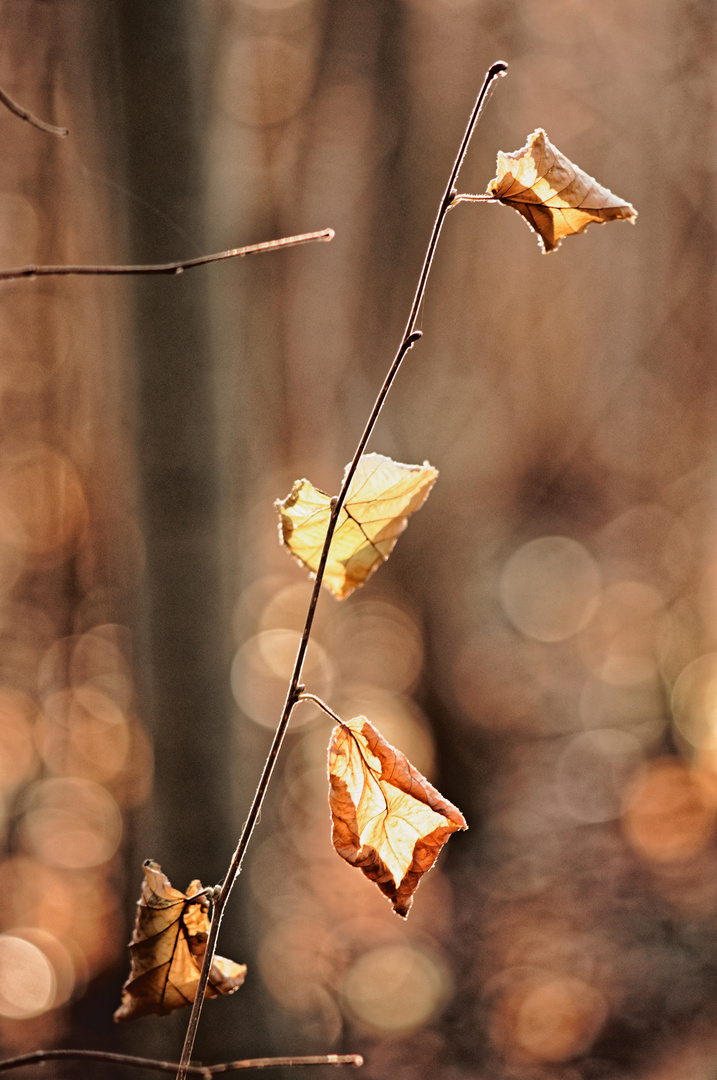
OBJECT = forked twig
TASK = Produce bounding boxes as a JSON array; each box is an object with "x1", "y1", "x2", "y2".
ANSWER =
[
  {"x1": 0, "y1": 84, "x2": 68, "y2": 137},
  {"x1": 0, "y1": 1050, "x2": 362, "y2": 1078},
  {"x1": 175, "y1": 59, "x2": 508, "y2": 1080},
  {"x1": 0, "y1": 230, "x2": 335, "y2": 282}
]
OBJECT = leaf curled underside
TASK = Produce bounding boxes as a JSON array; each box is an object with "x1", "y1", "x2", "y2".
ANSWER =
[
  {"x1": 275, "y1": 453, "x2": 438, "y2": 600},
  {"x1": 487, "y1": 128, "x2": 637, "y2": 252},
  {"x1": 328, "y1": 717, "x2": 467, "y2": 916},
  {"x1": 114, "y1": 860, "x2": 246, "y2": 1022}
]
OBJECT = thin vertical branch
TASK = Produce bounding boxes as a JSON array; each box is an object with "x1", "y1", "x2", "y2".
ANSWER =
[{"x1": 176, "y1": 60, "x2": 507, "y2": 1080}]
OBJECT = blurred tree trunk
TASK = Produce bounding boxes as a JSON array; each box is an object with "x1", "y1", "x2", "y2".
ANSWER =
[
  {"x1": 112, "y1": 1, "x2": 249, "y2": 1060},
  {"x1": 113, "y1": 0, "x2": 238, "y2": 888}
]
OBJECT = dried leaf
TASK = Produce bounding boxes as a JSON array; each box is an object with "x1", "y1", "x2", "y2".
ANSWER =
[
  {"x1": 114, "y1": 860, "x2": 246, "y2": 1022},
  {"x1": 328, "y1": 716, "x2": 467, "y2": 916},
  {"x1": 487, "y1": 128, "x2": 637, "y2": 252},
  {"x1": 276, "y1": 453, "x2": 438, "y2": 600}
]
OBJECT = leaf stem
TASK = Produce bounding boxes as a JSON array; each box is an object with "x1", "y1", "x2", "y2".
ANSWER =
[
  {"x1": 0, "y1": 1050, "x2": 362, "y2": 1078},
  {"x1": 451, "y1": 194, "x2": 498, "y2": 202},
  {"x1": 176, "y1": 60, "x2": 508, "y2": 1080},
  {"x1": 0, "y1": 230, "x2": 335, "y2": 282},
  {"x1": 296, "y1": 693, "x2": 344, "y2": 725}
]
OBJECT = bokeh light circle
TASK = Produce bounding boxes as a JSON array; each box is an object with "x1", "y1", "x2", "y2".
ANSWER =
[
  {"x1": 671, "y1": 653, "x2": 717, "y2": 751},
  {"x1": 231, "y1": 630, "x2": 333, "y2": 728},
  {"x1": 622, "y1": 757, "x2": 717, "y2": 862},
  {"x1": 0, "y1": 934, "x2": 55, "y2": 1018},
  {"x1": 499, "y1": 537, "x2": 600, "y2": 642},
  {"x1": 491, "y1": 974, "x2": 608, "y2": 1063},
  {"x1": 341, "y1": 944, "x2": 450, "y2": 1034},
  {"x1": 21, "y1": 777, "x2": 122, "y2": 869}
]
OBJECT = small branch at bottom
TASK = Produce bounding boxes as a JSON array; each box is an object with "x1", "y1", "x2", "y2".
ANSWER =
[
  {"x1": 0, "y1": 1050, "x2": 363, "y2": 1078},
  {"x1": 211, "y1": 1057, "x2": 363, "y2": 1074},
  {"x1": 0, "y1": 229, "x2": 335, "y2": 282},
  {"x1": 0, "y1": 85, "x2": 68, "y2": 136}
]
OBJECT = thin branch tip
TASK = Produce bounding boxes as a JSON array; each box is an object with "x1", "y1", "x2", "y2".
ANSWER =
[
  {"x1": 490, "y1": 60, "x2": 509, "y2": 77},
  {"x1": 0, "y1": 86, "x2": 68, "y2": 137},
  {"x1": 0, "y1": 229, "x2": 335, "y2": 283}
]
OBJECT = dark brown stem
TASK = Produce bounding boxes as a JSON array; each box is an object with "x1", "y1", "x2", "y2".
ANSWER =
[
  {"x1": 0, "y1": 84, "x2": 68, "y2": 136},
  {"x1": 177, "y1": 60, "x2": 508, "y2": 1080},
  {"x1": 0, "y1": 230, "x2": 334, "y2": 282},
  {"x1": 0, "y1": 1050, "x2": 362, "y2": 1078}
]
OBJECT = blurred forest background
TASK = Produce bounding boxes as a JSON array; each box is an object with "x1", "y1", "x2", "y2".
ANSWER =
[{"x1": 0, "y1": 2, "x2": 715, "y2": 1080}]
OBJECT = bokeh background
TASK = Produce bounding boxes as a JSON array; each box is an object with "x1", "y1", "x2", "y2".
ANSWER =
[{"x1": 0, "y1": 1, "x2": 715, "y2": 1079}]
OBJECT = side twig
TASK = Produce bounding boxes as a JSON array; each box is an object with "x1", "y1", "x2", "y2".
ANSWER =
[
  {"x1": 0, "y1": 230, "x2": 335, "y2": 282},
  {"x1": 0, "y1": 1051, "x2": 362, "y2": 1079},
  {"x1": 297, "y1": 693, "x2": 344, "y2": 725},
  {"x1": 0, "y1": 84, "x2": 68, "y2": 137},
  {"x1": 176, "y1": 59, "x2": 508, "y2": 1080},
  {"x1": 451, "y1": 194, "x2": 497, "y2": 202}
]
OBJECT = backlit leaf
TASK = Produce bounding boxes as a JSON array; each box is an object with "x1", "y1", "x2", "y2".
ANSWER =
[
  {"x1": 487, "y1": 128, "x2": 637, "y2": 252},
  {"x1": 114, "y1": 860, "x2": 246, "y2": 1022},
  {"x1": 328, "y1": 716, "x2": 467, "y2": 916},
  {"x1": 276, "y1": 453, "x2": 438, "y2": 600}
]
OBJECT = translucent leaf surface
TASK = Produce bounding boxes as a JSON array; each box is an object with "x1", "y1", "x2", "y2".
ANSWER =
[
  {"x1": 328, "y1": 716, "x2": 467, "y2": 916},
  {"x1": 276, "y1": 453, "x2": 438, "y2": 600},
  {"x1": 487, "y1": 128, "x2": 637, "y2": 252}
]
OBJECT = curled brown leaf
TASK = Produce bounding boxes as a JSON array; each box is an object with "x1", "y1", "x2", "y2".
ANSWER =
[
  {"x1": 114, "y1": 861, "x2": 246, "y2": 1022},
  {"x1": 328, "y1": 716, "x2": 467, "y2": 916}
]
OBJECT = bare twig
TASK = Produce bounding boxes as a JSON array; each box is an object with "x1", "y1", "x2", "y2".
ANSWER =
[
  {"x1": 0, "y1": 1050, "x2": 362, "y2": 1079},
  {"x1": 0, "y1": 230, "x2": 335, "y2": 282},
  {"x1": 0, "y1": 84, "x2": 68, "y2": 136},
  {"x1": 176, "y1": 60, "x2": 508, "y2": 1080},
  {"x1": 210, "y1": 1058, "x2": 362, "y2": 1075}
]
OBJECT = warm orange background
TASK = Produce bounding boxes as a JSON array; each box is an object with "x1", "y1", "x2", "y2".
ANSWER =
[{"x1": 0, "y1": 4, "x2": 714, "y2": 1080}]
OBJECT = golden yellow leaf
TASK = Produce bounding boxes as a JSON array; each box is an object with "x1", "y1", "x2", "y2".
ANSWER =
[
  {"x1": 328, "y1": 716, "x2": 467, "y2": 916},
  {"x1": 487, "y1": 128, "x2": 637, "y2": 253},
  {"x1": 114, "y1": 861, "x2": 246, "y2": 1022},
  {"x1": 276, "y1": 453, "x2": 438, "y2": 600}
]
